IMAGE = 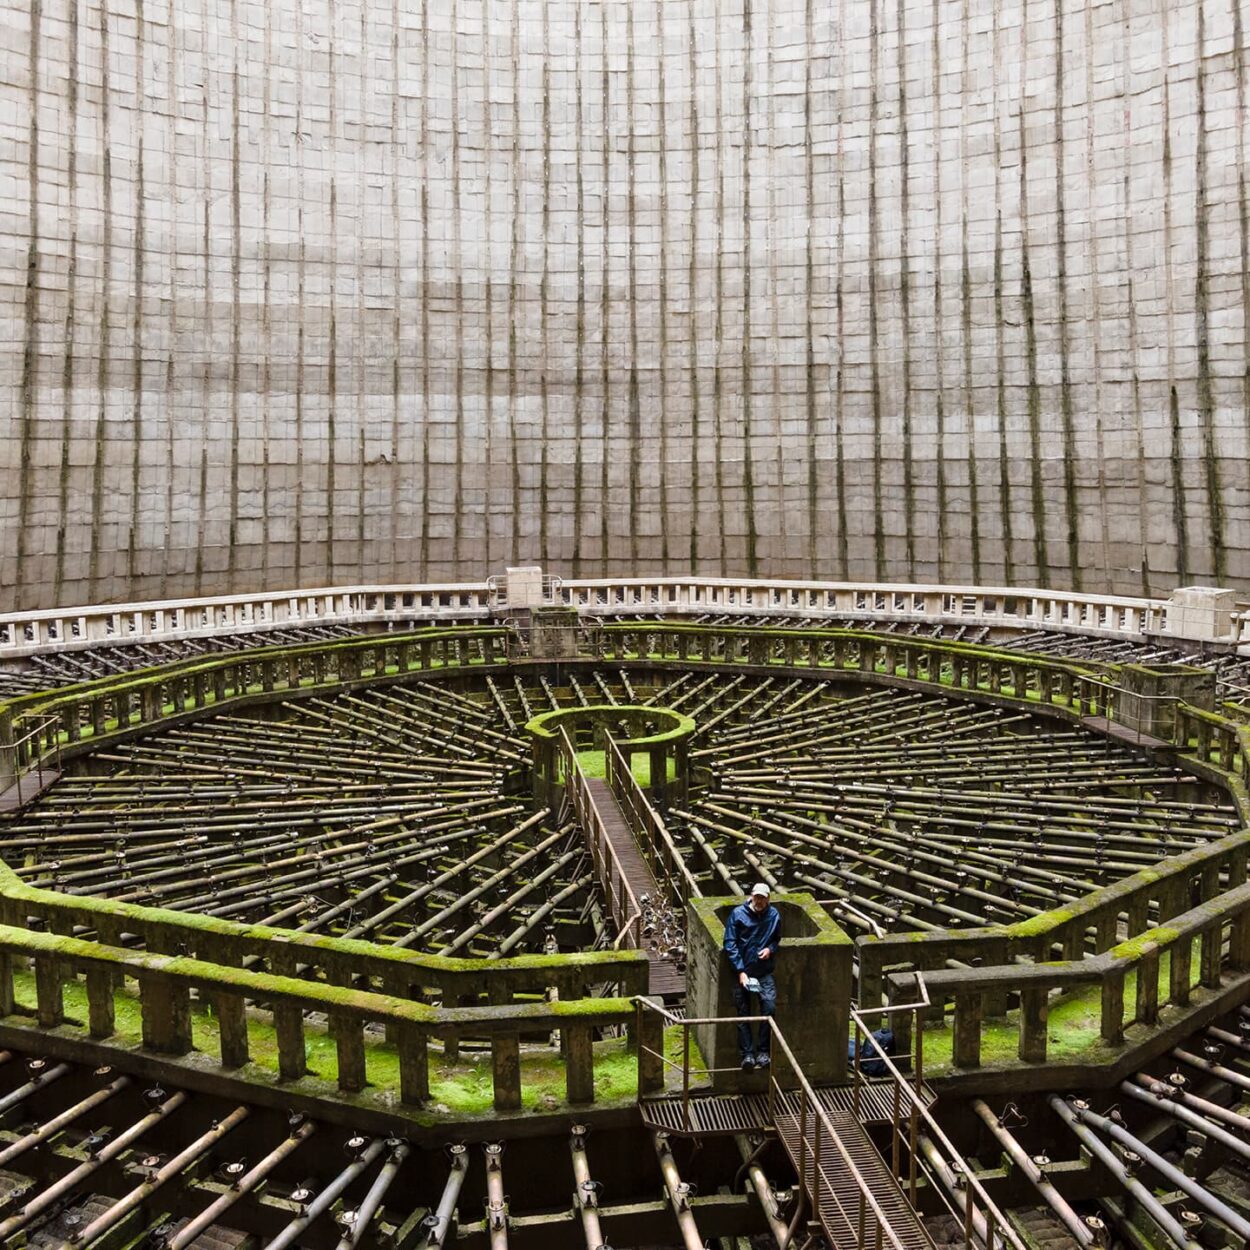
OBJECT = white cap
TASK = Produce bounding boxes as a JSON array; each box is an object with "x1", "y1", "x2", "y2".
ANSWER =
[{"x1": 751, "y1": 882, "x2": 771, "y2": 897}]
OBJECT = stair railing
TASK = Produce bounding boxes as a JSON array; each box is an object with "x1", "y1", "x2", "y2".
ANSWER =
[
  {"x1": 636, "y1": 999, "x2": 926, "y2": 1250},
  {"x1": 851, "y1": 991, "x2": 1027, "y2": 1250},
  {"x1": 559, "y1": 726, "x2": 641, "y2": 948}
]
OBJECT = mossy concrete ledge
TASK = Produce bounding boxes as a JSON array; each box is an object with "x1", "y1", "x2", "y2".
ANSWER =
[{"x1": 686, "y1": 893, "x2": 852, "y2": 1092}]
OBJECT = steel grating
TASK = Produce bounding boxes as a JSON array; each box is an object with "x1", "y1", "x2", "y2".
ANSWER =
[
  {"x1": 775, "y1": 1107, "x2": 935, "y2": 1250},
  {"x1": 639, "y1": 1079, "x2": 936, "y2": 1135}
]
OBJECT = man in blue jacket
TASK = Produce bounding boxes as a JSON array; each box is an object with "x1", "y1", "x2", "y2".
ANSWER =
[{"x1": 723, "y1": 882, "x2": 780, "y2": 1070}]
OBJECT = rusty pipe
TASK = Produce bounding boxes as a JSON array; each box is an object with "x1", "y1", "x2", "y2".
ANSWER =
[
  {"x1": 1126, "y1": 1077, "x2": 1250, "y2": 1165},
  {"x1": 734, "y1": 1134, "x2": 791, "y2": 1249},
  {"x1": 0, "y1": 1061, "x2": 70, "y2": 1116},
  {"x1": 336, "y1": 1139, "x2": 411, "y2": 1250},
  {"x1": 263, "y1": 1137, "x2": 387, "y2": 1250},
  {"x1": 971, "y1": 1100, "x2": 1093, "y2": 1246},
  {"x1": 421, "y1": 1143, "x2": 469, "y2": 1247},
  {"x1": 1074, "y1": 1103, "x2": 1250, "y2": 1242},
  {"x1": 0, "y1": 1089, "x2": 188, "y2": 1240},
  {"x1": 654, "y1": 1131, "x2": 704, "y2": 1250},
  {"x1": 1049, "y1": 1096, "x2": 1201, "y2": 1250},
  {"x1": 0, "y1": 1074, "x2": 129, "y2": 1170},
  {"x1": 66, "y1": 1104, "x2": 251, "y2": 1248},
  {"x1": 569, "y1": 1126, "x2": 605, "y2": 1250},
  {"x1": 169, "y1": 1119, "x2": 317, "y2": 1250},
  {"x1": 483, "y1": 1142, "x2": 508, "y2": 1250}
]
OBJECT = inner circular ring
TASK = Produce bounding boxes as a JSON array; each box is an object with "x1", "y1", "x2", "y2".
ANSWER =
[{"x1": 525, "y1": 704, "x2": 697, "y2": 811}]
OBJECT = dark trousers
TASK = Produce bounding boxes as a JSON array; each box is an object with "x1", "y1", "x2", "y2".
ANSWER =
[{"x1": 733, "y1": 974, "x2": 777, "y2": 1058}]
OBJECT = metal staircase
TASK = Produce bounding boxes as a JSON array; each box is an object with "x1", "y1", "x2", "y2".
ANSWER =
[{"x1": 636, "y1": 999, "x2": 1026, "y2": 1250}]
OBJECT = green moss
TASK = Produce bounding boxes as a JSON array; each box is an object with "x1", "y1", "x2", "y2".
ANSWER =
[
  {"x1": 575, "y1": 750, "x2": 672, "y2": 785},
  {"x1": 1111, "y1": 927, "x2": 1181, "y2": 960},
  {"x1": 525, "y1": 705, "x2": 696, "y2": 750},
  {"x1": 920, "y1": 947, "x2": 1202, "y2": 1075},
  {"x1": 1009, "y1": 908, "x2": 1077, "y2": 939}
]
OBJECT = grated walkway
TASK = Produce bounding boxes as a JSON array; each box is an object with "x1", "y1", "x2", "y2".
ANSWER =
[{"x1": 774, "y1": 1106, "x2": 934, "y2": 1250}]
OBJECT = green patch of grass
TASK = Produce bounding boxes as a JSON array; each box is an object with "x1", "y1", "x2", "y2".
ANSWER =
[
  {"x1": 575, "y1": 750, "x2": 674, "y2": 785},
  {"x1": 919, "y1": 948, "x2": 1202, "y2": 1074}
]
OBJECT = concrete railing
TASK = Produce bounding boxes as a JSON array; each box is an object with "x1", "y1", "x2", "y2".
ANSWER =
[
  {"x1": 0, "y1": 923, "x2": 651, "y2": 1111},
  {"x1": 0, "y1": 626, "x2": 511, "y2": 789},
  {"x1": 10, "y1": 573, "x2": 1250, "y2": 661},
  {"x1": 888, "y1": 880, "x2": 1250, "y2": 1070},
  {"x1": 0, "y1": 868, "x2": 648, "y2": 1008},
  {"x1": 858, "y1": 827, "x2": 1250, "y2": 1016},
  {"x1": 0, "y1": 583, "x2": 494, "y2": 659},
  {"x1": 562, "y1": 577, "x2": 1173, "y2": 638}
]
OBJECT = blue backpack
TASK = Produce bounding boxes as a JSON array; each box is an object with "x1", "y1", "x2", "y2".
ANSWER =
[{"x1": 848, "y1": 1028, "x2": 895, "y2": 1077}]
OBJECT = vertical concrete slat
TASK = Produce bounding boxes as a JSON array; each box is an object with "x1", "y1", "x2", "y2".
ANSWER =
[
  {"x1": 492, "y1": 1032, "x2": 522, "y2": 1111},
  {"x1": 216, "y1": 992, "x2": 249, "y2": 1068},
  {"x1": 274, "y1": 1003, "x2": 306, "y2": 1079},
  {"x1": 34, "y1": 955, "x2": 63, "y2": 1028},
  {"x1": 565, "y1": 1023, "x2": 595, "y2": 1104},
  {"x1": 86, "y1": 967, "x2": 115, "y2": 1038}
]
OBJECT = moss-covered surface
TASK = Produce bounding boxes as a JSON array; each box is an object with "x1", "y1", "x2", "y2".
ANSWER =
[
  {"x1": 526, "y1": 704, "x2": 696, "y2": 750},
  {"x1": 919, "y1": 948, "x2": 1202, "y2": 1075},
  {"x1": 6, "y1": 970, "x2": 694, "y2": 1117}
]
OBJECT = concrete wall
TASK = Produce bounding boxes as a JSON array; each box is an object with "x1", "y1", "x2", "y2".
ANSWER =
[{"x1": 2, "y1": 0, "x2": 1248, "y2": 609}]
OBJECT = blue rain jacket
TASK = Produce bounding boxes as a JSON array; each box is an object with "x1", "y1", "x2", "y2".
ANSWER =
[{"x1": 723, "y1": 901, "x2": 781, "y2": 976}]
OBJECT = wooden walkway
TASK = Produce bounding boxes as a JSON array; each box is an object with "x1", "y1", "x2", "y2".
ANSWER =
[
  {"x1": 584, "y1": 778, "x2": 686, "y2": 999},
  {"x1": 0, "y1": 768, "x2": 60, "y2": 814}
]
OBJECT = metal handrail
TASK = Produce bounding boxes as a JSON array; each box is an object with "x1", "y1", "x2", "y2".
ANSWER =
[
  {"x1": 636, "y1": 1000, "x2": 921, "y2": 1250},
  {"x1": 850, "y1": 993, "x2": 1026, "y2": 1250},
  {"x1": 559, "y1": 727, "x2": 642, "y2": 948},
  {"x1": 604, "y1": 734, "x2": 701, "y2": 907},
  {"x1": 2, "y1": 713, "x2": 61, "y2": 804}
]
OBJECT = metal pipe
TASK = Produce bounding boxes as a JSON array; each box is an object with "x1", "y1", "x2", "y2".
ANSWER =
[
  {"x1": 263, "y1": 1137, "x2": 386, "y2": 1250},
  {"x1": 0, "y1": 1062, "x2": 70, "y2": 1116},
  {"x1": 421, "y1": 1143, "x2": 468, "y2": 1248},
  {"x1": 0, "y1": 1074, "x2": 129, "y2": 1170},
  {"x1": 654, "y1": 1131, "x2": 705, "y2": 1250},
  {"x1": 168, "y1": 1120, "x2": 317, "y2": 1250},
  {"x1": 1049, "y1": 1096, "x2": 1201, "y2": 1250},
  {"x1": 67, "y1": 1104, "x2": 251, "y2": 1248},
  {"x1": 734, "y1": 1133, "x2": 791, "y2": 1249},
  {"x1": 1074, "y1": 1103, "x2": 1250, "y2": 1242},
  {"x1": 0, "y1": 1089, "x2": 188, "y2": 1240},
  {"x1": 971, "y1": 1101, "x2": 1093, "y2": 1247},
  {"x1": 1173, "y1": 1047, "x2": 1250, "y2": 1095},
  {"x1": 1124, "y1": 1077, "x2": 1250, "y2": 1165},
  {"x1": 335, "y1": 1139, "x2": 411, "y2": 1250},
  {"x1": 484, "y1": 1142, "x2": 508, "y2": 1250},
  {"x1": 1136, "y1": 1069, "x2": 1250, "y2": 1142},
  {"x1": 569, "y1": 1125, "x2": 605, "y2": 1250},
  {"x1": 916, "y1": 1132, "x2": 990, "y2": 1248}
]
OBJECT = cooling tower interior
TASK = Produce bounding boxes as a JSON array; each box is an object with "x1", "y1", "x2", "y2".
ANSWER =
[
  {"x1": 6, "y1": 4, "x2": 1250, "y2": 1250},
  {"x1": 4, "y1": 0, "x2": 1250, "y2": 609}
]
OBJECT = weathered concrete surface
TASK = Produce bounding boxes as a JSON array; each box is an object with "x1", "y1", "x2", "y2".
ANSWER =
[
  {"x1": 688, "y1": 894, "x2": 852, "y2": 1091},
  {"x1": 1, "y1": 0, "x2": 1248, "y2": 608}
]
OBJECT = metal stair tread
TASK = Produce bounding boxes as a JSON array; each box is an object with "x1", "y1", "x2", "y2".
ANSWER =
[{"x1": 773, "y1": 1108, "x2": 934, "y2": 1250}]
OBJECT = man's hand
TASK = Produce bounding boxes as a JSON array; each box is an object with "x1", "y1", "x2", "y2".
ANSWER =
[
  {"x1": 739, "y1": 971, "x2": 748, "y2": 987},
  {"x1": 759, "y1": 947, "x2": 771, "y2": 961}
]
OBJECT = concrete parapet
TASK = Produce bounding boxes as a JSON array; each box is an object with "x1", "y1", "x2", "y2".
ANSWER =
[
  {"x1": 1114, "y1": 662, "x2": 1216, "y2": 744},
  {"x1": 686, "y1": 894, "x2": 852, "y2": 1091},
  {"x1": 1166, "y1": 587, "x2": 1239, "y2": 643}
]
